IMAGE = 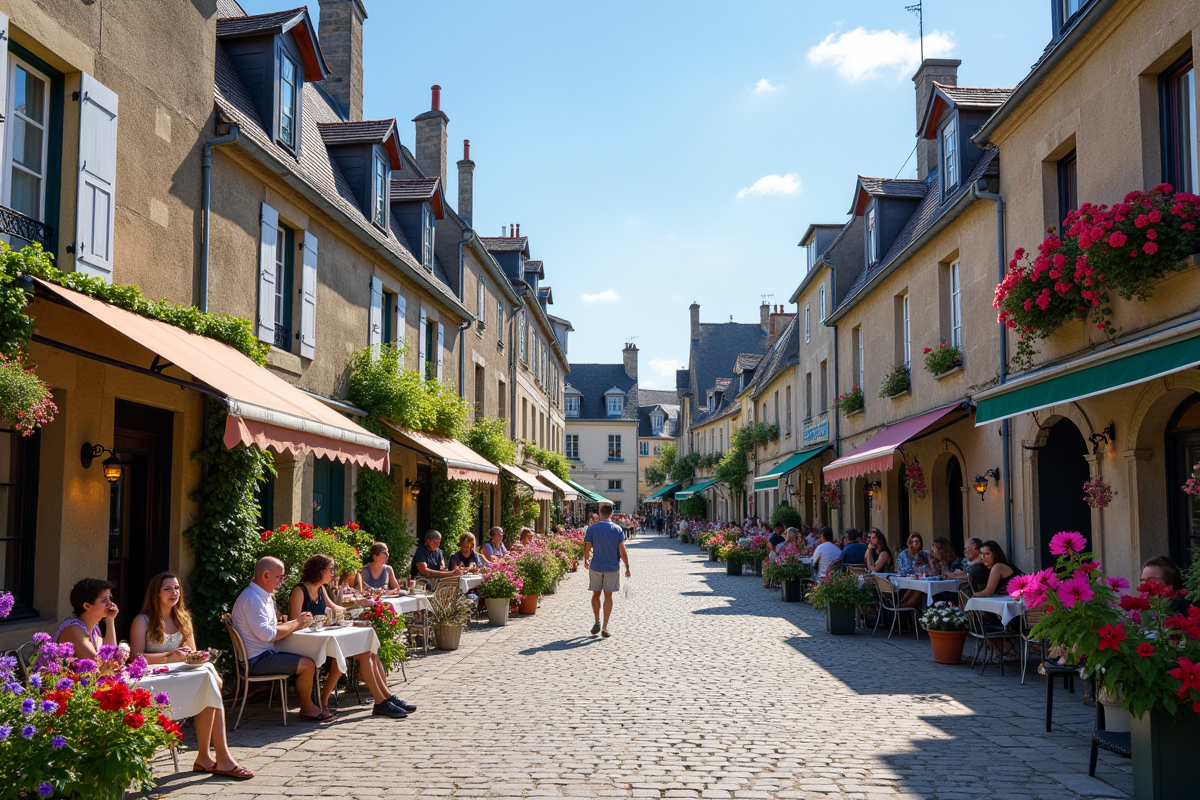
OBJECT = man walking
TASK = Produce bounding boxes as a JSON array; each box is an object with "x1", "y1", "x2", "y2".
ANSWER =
[{"x1": 583, "y1": 503, "x2": 631, "y2": 637}]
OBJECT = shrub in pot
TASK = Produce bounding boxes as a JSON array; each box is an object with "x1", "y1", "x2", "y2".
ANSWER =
[
  {"x1": 765, "y1": 554, "x2": 812, "y2": 602},
  {"x1": 430, "y1": 592, "x2": 473, "y2": 650},
  {"x1": 809, "y1": 572, "x2": 875, "y2": 634},
  {"x1": 515, "y1": 548, "x2": 554, "y2": 614},
  {"x1": 477, "y1": 565, "x2": 523, "y2": 627},
  {"x1": 918, "y1": 601, "x2": 968, "y2": 663}
]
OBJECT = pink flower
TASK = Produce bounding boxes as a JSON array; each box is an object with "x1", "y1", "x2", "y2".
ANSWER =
[
  {"x1": 1056, "y1": 572, "x2": 1093, "y2": 608},
  {"x1": 1007, "y1": 573, "x2": 1033, "y2": 600},
  {"x1": 1107, "y1": 231, "x2": 1128, "y2": 247},
  {"x1": 1143, "y1": 241, "x2": 1158, "y2": 255},
  {"x1": 1049, "y1": 531, "x2": 1087, "y2": 555},
  {"x1": 1107, "y1": 576, "x2": 1130, "y2": 591}
]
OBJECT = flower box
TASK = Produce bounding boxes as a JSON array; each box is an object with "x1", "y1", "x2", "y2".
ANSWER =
[
  {"x1": 888, "y1": 389, "x2": 911, "y2": 401},
  {"x1": 933, "y1": 364, "x2": 963, "y2": 381}
]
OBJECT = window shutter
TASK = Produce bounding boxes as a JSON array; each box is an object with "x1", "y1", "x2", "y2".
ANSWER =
[
  {"x1": 256, "y1": 203, "x2": 279, "y2": 343},
  {"x1": 74, "y1": 72, "x2": 119, "y2": 283},
  {"x1": 0, "y1": 12, "x2": 9, "y2": 198},
  {"x1": 368, "y1": 275, "x2": 383, "y2": 348},
  {"x1": 436, "y1": 322, "x2": 445, "y2": 381},
  {"x1": 395, "y1": 294, "x2": 406, "y2": 349},
  {"x1": 418, "y1": 307, "x2": 428, "y2": 375},
  {"x1": 299, "y1": 231, "x2": 318, "y2": 358}
]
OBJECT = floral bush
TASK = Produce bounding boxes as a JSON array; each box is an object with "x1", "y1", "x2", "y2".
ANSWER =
[
  {"x1": 1010, "y1": 531, "x2": 1200, "y2": 718},
  {"x1": 822, "y1": 483, "x2": 842, "y2": 509},
  {"x1": 995, "y1": 185, "x2": 1200, "y2": 369},
  {"x1": 0, "y1": 353, "x2": 57, "y2": 435},
  {"x1": 0, "y1": 594, "x2": 179, "y2": 798},
  {"x1": 808, "y1": 571, "x2": 875, "y2": 609},
  {"x1": 1183, "y1": 462, "x2": 1200, "y2": 497},
  {"x1": 879, "y1": 365, "x2": 911, "y2": 398},
  {"x1": 832, "y1": 385, "x2": 864, "y2": 414},
  {"x1": 919, "y1": 601, "x2": 968, "y2": 631},
  {"x1": 477, "y1": 564, "x2": 523, "y2": 600},
  {"x1": 922, "y1": 343, "x2": 963, "y2": 376},
  {"x1": 764, "y1": 553, "x2": 813, "y2": 584},
  {"x1": 514, "y1": 547, "x2": 557, "y2": 596},
  {"x1": 363, "y1": 599, "x2": 406, "y2": 673},
  {"x1": 252, "y1": 522, "x2": 368, "y2": 607},
  {"x1": 1082, "y1": 477, "x2": 1115, "y2": 509},
  {"x1": 902, "y1": 463, "x2": 928, "y2": 502}
]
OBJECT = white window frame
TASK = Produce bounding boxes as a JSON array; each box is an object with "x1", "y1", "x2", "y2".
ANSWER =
[
  {"x1": 279, "y1": 51, "x2": 298, "y2": 150},
  {"x1": 606, "y1": 395, "x2": 623, "y2": 417},
  {"x1": 942, "y1": 116, "x2": 958, "y2": 191},
  {"x1": 274, "y1": 224, "x2": 288, "y2": 333},
  {"x1": 608, "y1": 479, "x2": 623, "y2": 491},
  {"x1": 855, "y1": 325, "x2": 864, "y2": 389},
  {"x1": 477, "y1": 279, "x2": 486, "y2": 324},
  {"x1": 950, "y1": 259, "x2": 963, "y2": 348},
  {"x1": 565, "y1": 434, "x2": 579, "y2": 460},
  {"x1": 372, "y1": 153, "x2": 388, "y2": 226},
  {"x1": 422, "y1": 204, "x2": 436, "y2": 269},
  {"x1": 639, "y1": 441, "x2": 650, "y2": 457},
  {"x1": 4, "y1": 57, "x2": 50, "y2": 222},
  {"x1": 866, "y1": 205, "x2": 877, "y2": 264},
  {"x1": 819, "y1": 284, "x2": 826, "y2": 322},
  {"x1": 496, "y1": 299, "x2": 504, "y2": 345},
  {"x1": 902, "y1": 293, "x2": 911, "y2": 370},
  {"x1": 565, "y1": 395, "x2": 579, "y2": 417},
  {"x1": 608, "y1": 434, "x2": 622, "y2": 461},
  {"x1": 651, "y1": 413, "x2": 663, "y2": 434},
  {"x1": 804, "y1": 304, "x2": 811, "y2": 343}
]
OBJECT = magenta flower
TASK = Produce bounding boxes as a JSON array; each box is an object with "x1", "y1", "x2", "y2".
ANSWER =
[
  {"x1": 1108, "y1": 576, "x2": 1130, "y2": 591},
  {"x1": 96, "y1": 644, "x2": 119, "y2": 662},
  {"x1": 1049, "y1": 531, "x2": 1087, "y2": 555},
  {"x1": 0, "y1": 592, "x2": 13, "y2": 618},
  {"x1": 1007, "y1": 573, "x2": 1033, "y2": 599},
  {"x1": 73, "y1": 659, "x2": 97, "y2": 674},
  {"x1": 1036, "y1": 567, "x2": 1060, "y2": 590},
  {"x1": 31, "y1": 632, "x2": 51, "y2": 645},
  {"x1": 1056, "y1": 572, "x2": 1094, "y2": 608}
]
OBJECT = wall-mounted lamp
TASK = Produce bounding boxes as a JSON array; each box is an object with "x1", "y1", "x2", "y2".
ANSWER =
[
  {"x1": 405, "y1": 477, "x2": 422, "y2": 499},
  {"x1": 973, "y1": 468, "x2": 1000, "y2": 501},
  {"x1": 865, "y1": 480, "x2": 882, "y2": 496},
  {"x1": 1088, "y1": 422, "x2": 1116, "y2": 455},
  {"x1": 785, "y1": 480, "x2": 800, "y2": 497},
  {"x1": 81, "y1": 442, "x2": 123, "y2": 484}
]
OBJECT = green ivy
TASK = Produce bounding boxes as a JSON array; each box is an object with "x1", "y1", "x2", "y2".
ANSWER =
[
  {"x1": 644, "y1": 462, "x2": 667, "y2": 487},
  {"x1": 429, "y1": 461, "x2": 475, "y2": 555},
  {"x1": 354, "y1": 466, "x2": 412, "y2": 562},
  {"x1": 679, "y1": 495, "x2": 707, "y2": 517},
  {"x1": 670, "y1": 452, "x2": 700, "y2": 484},
  {"x1": 523, "y1": 439, "x2": 570, "y2": 481}
]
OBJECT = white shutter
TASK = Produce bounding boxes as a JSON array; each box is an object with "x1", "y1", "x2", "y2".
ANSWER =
[
  {"x1": 299, "y1": 232, "x2": 318, "y2": 358},
  {"x1": 436, "y1": 323, "x2": 445, "y2": 382},
  {"x1": 0, "y1": 12, "x2": 9, "y2": 200},
  {"x1": 418, "y1": 307, "x2": 428, "y2": 377},
  {"x1": 395, "y1": 294, "x2": 406, "y2": 349},
  {"x1": 368, "y1": 275, "x2": 383, "y2": 348},
  {"x1": 256, "y1": 203, "x2": 278, "y2": 343},
  {"x1": 75, "y1": 72, "x2": 119, "y2": 283}
]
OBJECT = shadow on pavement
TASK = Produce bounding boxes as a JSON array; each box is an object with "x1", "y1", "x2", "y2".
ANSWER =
[{"x1": 517, "y1": 635, "x2": 602, "y2": 656}]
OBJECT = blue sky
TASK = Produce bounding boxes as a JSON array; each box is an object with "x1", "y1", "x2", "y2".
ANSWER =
[{"x1": 238, "y1": 0, "x2": 1050, "y2": 388}]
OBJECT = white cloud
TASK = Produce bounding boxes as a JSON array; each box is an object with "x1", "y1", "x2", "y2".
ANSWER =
[
  {"x1": 649, "y1": 358, "x2": 685, "y2": 379},
  {"x1": 736, "y1": 173, "x2": 801, "y2": 199},
  {"x1": 580, "y1": 289, "x2": 620, "y2": 303},
  {"x1": 807, "y1": 28, "x2": 955, "y2": 80},
  {"x1": 752, "y1": 78, "x2": 780, "y2": 94}
]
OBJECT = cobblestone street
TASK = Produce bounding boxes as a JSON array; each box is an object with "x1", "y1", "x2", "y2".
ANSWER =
[{"x1": 148, "y1": 537, "x2": 1133, "y2": 799}]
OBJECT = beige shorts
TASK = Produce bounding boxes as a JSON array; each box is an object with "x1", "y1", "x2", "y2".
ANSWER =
[{"x1": 589, "y1": 570, "x2": 620, "y2": 592}]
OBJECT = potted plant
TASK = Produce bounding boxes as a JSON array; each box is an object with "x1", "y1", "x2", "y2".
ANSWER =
[
  {"x1": 809, "y1": 572, "x2": 874, "y2": 634},
  {"x1": 765, "y1": 554, "x2": 812, "y2": 602},
  {"x1": 477, "y1": 565, "x2": 523, "y2": 627},
  {"x1": 1010, "y1": 531, "x2": 1200, "y2": 798},
  {"x1": 831, "y1": 385, "x2": 864, "y2": 414},
  {"x1": 922, "y1": 343, "x2": 963, "y2": 376},
  {"x1": 706, "y1": 535, "x2": 722, "y2": 562},
  {"x1": 364, "y1": 598, "x2": 407, "y2": 671},
  {"x1": 918, "y1": 601, "x2": 969, "y2": 663},
  {"x1": 515, "y1": 549, "x2": 554, "y2": 614},
  {"x1": 879, "y1": 364, "x2": 911, "y2": 398},
  {"x1": 745, "y1": 534, "x2": 770, "y2": 576},
  {"x1": 719, "y1": 541, "x2": 746, "y2": 576},
  {"x1": 822, "y1": 483, "x2": 842, "y2": 510},
  {"x1": 430, "y1": 592, "x2": 473, "y2": 650},
  {"x1": 1082, "y1": 477, "x2": 1116, "y2": 509}
]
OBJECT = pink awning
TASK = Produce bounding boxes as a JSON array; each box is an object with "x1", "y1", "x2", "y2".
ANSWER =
[
  {"x1": 384, "y1": 424, "x2": 499, "y2": 484},
  {"x1": 35, "y1": 279, "x2": 390, "y2": 470},
  {"x1": 822, "y1": 404, "x2": 967, "y2": 483}
]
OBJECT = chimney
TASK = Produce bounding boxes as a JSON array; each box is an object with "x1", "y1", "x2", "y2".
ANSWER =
[
  {"x1": 457, "y1": 139, "x2": 474, "y2": 227},
  {"x1": 766, "y1": 305, "x2": 794, "y2": 348},
  {"x1": 690, "y1": 302, "x2": 700, "y2": 341},
  {"x1": 515, "y1": 223, "x2": 520, "y2": 238},
  {"x1": 912, "y1": 58, "x2": 961, "y2": 180},
  {"x1": 623, "y1": 343, "x2": 638, "y2": 380},
  {"x1": 760, "y1": 301, "x2": 771, "y2": 332},
  {"x1": 317, "y1": 0, "x2": 367, "y2": 122},
  {"x1": 413, "y1": 84, "x2": 449, "y2": 188}
]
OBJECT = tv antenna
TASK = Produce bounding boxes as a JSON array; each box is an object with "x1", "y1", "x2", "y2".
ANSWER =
[{"x1": 906, "y1": 1, "x2": 924, "y2": 62}]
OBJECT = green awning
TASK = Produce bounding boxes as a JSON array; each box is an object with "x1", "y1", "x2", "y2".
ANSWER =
[
  {"x1": 676, "y1": 478, "x2": 719, "y2": 500},
  {"x1": 564, "y1": 478, "x2": 613, "y2": 504},
  {"x1": 975, "y1": 327, "x2": 1200, "y2": 425},
  {"x1": 752, "y1": 445, "x2": 832, "y2": 491},
  {"x1": 645, "y1": 482, "x2": 681, "y2": 500}
]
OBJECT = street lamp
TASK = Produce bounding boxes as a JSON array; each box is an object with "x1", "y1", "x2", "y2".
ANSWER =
[
  {"x1": 973, "y1": 468, "x2": 1000, "y2": 501},
  {"x1": 81, "y1": 442, "x2": 124, "y2": 484}
]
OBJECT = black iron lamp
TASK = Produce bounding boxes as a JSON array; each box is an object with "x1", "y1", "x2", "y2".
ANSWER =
[
  {"x1": 1088, "y1": 422, "x2": 1116, "y2": 455},
  {"x1": 973, "y1": 468, "x2": 1000, "y2": 501},
  {"x1": 405, "y1": 477, "x2": 422, "y2": 499},
  {"x1": 81, "y1": 442, "x2": 123, "y2": 483}
]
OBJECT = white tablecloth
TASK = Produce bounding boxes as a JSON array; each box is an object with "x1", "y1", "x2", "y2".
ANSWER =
[
  {"x1": 459, "y1": 574, "x2": 483, "y2": 592},
  {"x1": 892, "y1": 576, "x2": 961, "y2": 603},
  {"x1": 966, "y1": 596, "x2": 1025, "y2": 626},
  {"x1": 376, "y1": 594, "x2": 433, "y2": 615},
  {"x1": 137, "y1": 662, "x2": 223, "y2": 721},
  {"x1": 276, "y1": 624, "x2": 380, "y2": 674},
  {"x1": 799, "y1": 557, "x2": 814, "y2": 565}
]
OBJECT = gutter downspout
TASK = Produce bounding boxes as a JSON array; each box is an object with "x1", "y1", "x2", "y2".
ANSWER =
[
  {"x1": 971, "y1": 180, "x2": 1013, "y2": 557},
  {"x1": 458, "y1": 319, "x2": 471, "y2": 399},
  {"x1": 200, "y1": 125, "x2": 240, "y2": 313}
]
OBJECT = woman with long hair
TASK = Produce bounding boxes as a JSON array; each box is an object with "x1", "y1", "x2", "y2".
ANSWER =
[
  {"x1": 974, "y1": 540, "x2": 1021, "y2": 597},
  {"x1": 130, "y1": 573, "x2": 253, "y2": 780},
  {"x1": 361, "y1": 541, "x2": 401, "y2": 593},
  {"x1": 865, "y1": 529, "x2": 893, "y2": 573}
]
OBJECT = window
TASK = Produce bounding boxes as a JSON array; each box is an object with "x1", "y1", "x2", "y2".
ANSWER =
[
  {"x1": 901, "y1": 294, "x2": 911, "y2": 370},
  {"x1": 773, "y1": 391, "x2": 780, "y2": 428},
  {"x1": 273, "y1": 224, "x2": 295, "y2": 351},
  {"x1": 608, "y1": 480, "x2": 623, "y2": 492},
  {"x1": 866, "y1": 204, "x2": 878, "y2": 264},
  {"x1": 381, "y1": 291, "x2": 394, "y2": 345},
  {"x1": 1161, "y1": 52, "x2": 1197, "y2": 193},
  {"x1": 654, "y1": 445, "x2": 663, "y2": 456},
  {"x1": 0, "y1": 428, "x2": 40, "y2": 620},
  {"x1": 719, "y1": 428, "x2": 723, "y2": 452},
  {"x1": 639, "y1": 441, "x2": 650, "y2": 457},
  {"x1": 1059, "y1": 0, "x2": 1086, "y2": 28},
  {"x1": 606, "y1": 395, "x2": 623, "y2": 416},
  {"x1": 496, "y1": 299, "x2": 504, "y2": 346},
  {"x1": 819, "y1": 285, "x2": 826, "y2": 322},
  {"x1": 819, "y1": 360, "x2": 828, "y2": 412},
  {"x1": 5, "y1": 59, "x2": 49, "y2": 221},
  {"x1": 477, "y1": 279, "x2": 487, "y2": 325},
  {"x1": 421, "y1": 205, "x2": 436, "y2": 270},
  {"x1": 565, "y1": 434, "x2": 579, "y2": 460},
  {"x1": 941, "y1": 116, "x2": 958, "y2": 191},
  {"x1": 651, "y1": 413, "x2": 664, "y2": 434},
  {"x1": 949, "y1": 260, "x2": 963, "y2": 348},
  {"x1": 806, "y1": 242, "x2": 817, "y2": 272},
  {"x1": 805, "y1": 372, "x2": 813, "y2": 419},
  {"x1": 608, "y1": 434, "x2": 622, "y2": 461},
  {"x1": 424, "y1": 318, "x2": 436, "y2": 381},
  {"x1": 565, "y1": 396, "x2": 580, "y2": 417},
  {"x1": 372, "y1": 153, "x2": 388, "y2": 227},
  {"x1": 473, "y1": 363, "x2": 485, "y2": 420},
  {"x1": 519, "y1": 310, "x2": 526, "y2": 362},
  {"x1": 278, "y1": 51, "x2": 298, "y2": 149},
  {"x1": 785, "y1": 385, "x2": 792, "y2": 435},
  {"x1": 612, "y1": 501, "x2": 622, "y2": 513},
  {"x1": 1057, "y1": 150, "x2": 1078, "y2": 228},
  {"x1": 804, "y1": 304, "x2": 811, "y2": 343},
  {"x1": 498, "y1": 380, "x2": 507, "y2": 420},
  {"x1": 853, "y1": 325, "x2": 864, "y2": 389}
]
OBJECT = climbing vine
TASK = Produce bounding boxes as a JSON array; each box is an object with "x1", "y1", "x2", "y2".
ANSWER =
[{"x1": 523, "y1": 439, "x2": 570, "y2": 481}]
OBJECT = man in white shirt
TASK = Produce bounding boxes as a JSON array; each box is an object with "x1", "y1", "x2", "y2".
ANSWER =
[
  {"x1": 812, "y1": 527, "x2": 844, "y2": 580},
  {"x1": 231, "y1": 556, "x2": 327, "y2": 722}
]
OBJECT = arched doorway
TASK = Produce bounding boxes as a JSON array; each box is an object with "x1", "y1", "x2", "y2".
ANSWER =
[
  {"x1": 1037, "y1": 418, "x2": 1092, "y2": 568},
  {"x1": 945, "y1": 456, "x2": 965, "y2": 553},
  {"x1": 1167, "y1": 394, "x2": 1200, "y2": 567}
]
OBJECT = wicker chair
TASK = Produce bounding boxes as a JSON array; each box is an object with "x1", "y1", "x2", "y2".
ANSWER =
[
  {"x1": 1088, "y1": 686, "x2": 1131, "y2": 777},
  {"x1": 222, "y1": 613, "x2": 290, "y2": 729},
  {"x1": 845, "y1": 565, "x2": 868, "y2": 576},
  {"x1": 873, "y1": 575, "x2": 920, "y2": 640}
]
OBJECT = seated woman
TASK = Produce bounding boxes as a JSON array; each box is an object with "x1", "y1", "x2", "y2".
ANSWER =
[
  {"x1": 288, "y1": 554, "x2": 408, "y2": 719},
  {"x1": 361, "y1": 542, "x2": 401, "y2": 594},
  {"x1": 973, "y1": 540, "x2": 1022, "y2": 597},
  {"x1": 130, "y1": 572, "x2": 253, "y2": 780},
  {"x1": 482, "y1": 527, "x2": 508, "y2": 560},
  {"x1": 449, "y1": 533, "x2": 486, "y2": 572},
  {"x1": 899, "y1": 536, "x2": 960, "y2": 608},
  {"x1": 334, "y1": 568, "x2": 364, "y2": 604},
  {"x1": 56, "y1": 578, "x2": 121, "y2": 664},
  {"x1": 864, "y1": 530, "x2": 894, "y2": 573},
  {"x1": 896, "y1": 532, "x2": 935, "y2": 576},
  {"x1": 509, "y1": 527, "x2": 536, "y2": 553}
]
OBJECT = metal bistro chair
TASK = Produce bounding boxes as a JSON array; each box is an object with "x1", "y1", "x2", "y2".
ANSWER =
[
  {"x1": 962, "y1": 600, "x2": 1021, "y2": 678},
  {"x1": 14, "y1": 640, "x2": 39, "y2": 681},
  {"x1": 873, "y1": 575, "x2": 920, "y2": 641},
  {"x1": 221, "y1": 614, "x2": 290, "y2": 730},
  {"x1": 1019, "y1": 607, "x2": 1047, "y2": 685}
]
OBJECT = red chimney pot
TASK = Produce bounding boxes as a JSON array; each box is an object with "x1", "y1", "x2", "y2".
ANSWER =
[
  {"x1": 431, "y1": 85, "x2": 442, "y2": 111},
  {"x1": 463, "y1": 139, "x2": 470, "y2": 160},
  {"x1": 509, "y1": 224, "x2": 514, "y2": 237},
  {"x1": 516, "y1": 224, "x2": 520, "y2": 238}
]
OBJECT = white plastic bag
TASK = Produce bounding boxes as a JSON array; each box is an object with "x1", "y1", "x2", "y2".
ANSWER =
[{"x1": 622, "y1": 572, "x2": 634, "y2": 600}]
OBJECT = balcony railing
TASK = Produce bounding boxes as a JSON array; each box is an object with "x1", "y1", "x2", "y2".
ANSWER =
[
  {"x1": 0, "y1": 205, "x2": 53, "y2": 249},
  {"x1": 273, "y1": 323, "x2": 291, "y2": 351}
]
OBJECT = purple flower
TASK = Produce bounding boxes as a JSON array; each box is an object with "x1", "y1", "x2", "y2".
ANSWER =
[
  {"x1": 40, "y1": 700, "x2": 57, "y2": 714},
  {"x1": 51, "y1": 735, "x2": 65, "y2": 750},
  {"x1": 37, "y1": 781, "x2": 52, "y2": 797},
  {"x1": 96, "y1": 644, "x2": 119, "y2": 662},
  {"x1": 29, "y1": 674, "x2": 42, "y2": 689},
  {"x1": 1108, "y1": 576, "x2": 1130, "y2": 590},
  {"x1": 0, "y1": 726, "x2": 10, "y2": 741},
  {"x1": 154, "y1": 693, "x2": 170, "y2": 706},
  {"x1": 2, "y1": 681, "x2": 22, "y2": 694},
  {"x1": 56, "y1": 678, "x2": 73, "y2": 691},
  {"x1": 72, "y1": 659, "x2": 97, "y2": 674},
  {"x1": 0, "y1": 591, "x2": 14, "y2": 618},
  {"x1": 20, "y1": 697, "x2": 34, "y2": 714},
  {"x1": 0, "y1": 655, "x2": 16, "y2": 673},
  {"x1": 126, "y1": 656, "x2": 147, "y2": 680},
  {"x1": 31, "y1": 631, "x2": 51, "y2": 644},
  {"x1": 21, "y1": 724, "x2": 35, "y2": 739},
  {"x1": 1049, "y1": 531, "x2": 1088, "y2": 555}
]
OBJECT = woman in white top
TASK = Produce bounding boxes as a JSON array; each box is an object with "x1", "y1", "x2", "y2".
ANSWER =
[
  {"x1": 482, "y1": 527, "x2": 508, "y2": 560},
  {"x1": 130, "y1": 572, "x2": 252, "y2": 780}
]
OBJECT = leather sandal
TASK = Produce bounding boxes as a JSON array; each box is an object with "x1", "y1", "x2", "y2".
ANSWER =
[{"x1": 209, "y1": 765, "x2": 255, "y2": 780}]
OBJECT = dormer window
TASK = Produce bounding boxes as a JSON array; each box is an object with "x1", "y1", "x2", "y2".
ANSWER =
[
  {"x1": 606, "y1": 394, "x2": 624, "y2": 416},
  {"x1": 279, "y1": 51, "x2": 298, "y2": 150},
  {"x1": 866, "y1": 203, "x2": 878, "y2": 265},
  {"x1": 941, "y1": 115, "x2": 959, "y2": 193},
  {"x1": 651, "y1": 413, "x2": 664, "y2": 434},
  {"x1": 422, "y1": 204, "x2": 436, "y2": 269},
  {"x1": 565, "y1": 396, "x2": 580, "y2": 417},
  {"x1": 372, "y1": 154, "x2": 388, "y2": 227},
  {"x1": 806, "y1": 242, "x2": 816, "y2": 272}
]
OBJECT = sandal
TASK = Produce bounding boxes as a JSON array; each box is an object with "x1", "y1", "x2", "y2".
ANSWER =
[
  {"x1": 192, "y1": 762, "x2": 216, "y2": 773},
  {"x1": 209, "y1": 765, "x2": 255, "y2": 780},
  {"x1": 297, "y1": 710, "x2": 333, "y2": 723}
]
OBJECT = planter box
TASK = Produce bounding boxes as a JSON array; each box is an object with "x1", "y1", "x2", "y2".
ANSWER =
[
  {"x1": 781, "y1": 579, "x2": 803, "y2": 603},
  {"x1": 485, "y1": 597, "x2": 509, "y2": 627},
  {"x1": 932, "y1": 364, "x2": 964, "y2": 381},
  {"x1": 885, "y1": 388, "x2": 911, "y2": 401},
  {"x1": 1131, "y1": 710, "x2": 1200, "y2": 799},
  {"x1": 726, "y1": 559, "x2": 742, "y2": 576},
  {"x1": 707, "y1": 549, "x2": 720, "y2": 562},
  {"x1": 825, "y1": 603, "x2": 856, "y2": 635},
  {"x1": 926, "y1": 628, "x2": 967, "y2": 664}
]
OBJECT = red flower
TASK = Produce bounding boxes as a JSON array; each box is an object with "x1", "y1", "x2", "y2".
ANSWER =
[
  {"x1": 1097, "y1": 623, "x2": 1126, "y2": 651},
  {"x1": 923, "y1": 347, "x2": 932, "y2": 354},
  {"x1": 1119, "y1": 594, "x2": 1150, "y2": 612},
  {"x1": 1170, "y1": 657, "x2": 1200, "y2": 699},
  {"x1": 1137, "y1": 643, "x2": 1155, "y2": 658},
  {"x1": 124, "y1": 712, "x2": 145, "y2": 729},
  {"x1": 347, "y1": 522, "x2": 360, "y2": 531},
  {"x1": 44, "y1": 689, "x2": 71, "y2": 718},
  {"x1": 157, "y1": 713, "x2": 182, "y2": 741},
  {"x1": 132, "y1": 688, "x2": 153, "y2": 709},
  {"x1": 93, "y1": 682, "x2": 133, "y2": 711}
]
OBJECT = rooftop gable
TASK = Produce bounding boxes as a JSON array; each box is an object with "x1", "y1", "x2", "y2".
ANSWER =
[
  {"x1": 216, "y1": 7, "x2": 329, "y2": 80},
  {"x1": 919, "y1": 83, "x2": 1014, "y2": 139},
  {"x1": 848, "y1": 176, "x2": 928, "y2": 216},
  {"x1": 318, "y1": 119, "x2": 402, "y2": 169}
]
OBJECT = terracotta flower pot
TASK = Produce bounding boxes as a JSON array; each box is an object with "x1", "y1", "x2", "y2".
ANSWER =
[
  {"x1": 927, "y1": 628, "x2": 967, "y2": 664},
  {"x1": 519, "y1": 594, "x2": 540, "y2": 614}
]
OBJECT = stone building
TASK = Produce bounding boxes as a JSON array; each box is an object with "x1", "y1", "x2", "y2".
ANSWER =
[
  {"x1": 636, "y1": 389, "x2": 679, "y2": 502},
  {"x1": 565, "y1": 345, "x2": 639, "y2": 511}
]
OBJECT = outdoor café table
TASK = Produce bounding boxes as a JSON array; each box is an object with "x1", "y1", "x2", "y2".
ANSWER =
[
  {"x1": 137, "y1": 661, "x2": 224, "y2": 721},
  {"x1": 275, "y1": 623, "x2": 380, "y2": 674},
  {"x1": 459, "y1": 573, "x2": 483, "y2": 593},
  {"x1": 800, "y1": 557, "x2": 814, "y2": 565},
  {"x1": 369, "y1": 593, "x2": 433, "y2": 656},
  {"x1": 891, "y1": 576, "x2": 961, "y2": 604},
  {"x1": 965, "y1": 596, "x2": 1026, "y2": 626}
]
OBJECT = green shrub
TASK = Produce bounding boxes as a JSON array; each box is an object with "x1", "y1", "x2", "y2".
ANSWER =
[{"x1": 770, "y1": 504, "x2": 803, "y2": 529}]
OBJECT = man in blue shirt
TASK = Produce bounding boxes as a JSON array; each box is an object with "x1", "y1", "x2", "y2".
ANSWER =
[
  {"x1": 583, "y1": 503, "x2": 631, "y2": 638},
  {"x1": 840, "y1": 528, "x2": 868, "y2": 567}
]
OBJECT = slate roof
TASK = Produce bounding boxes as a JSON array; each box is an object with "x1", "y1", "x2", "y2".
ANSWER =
[
  {"x1": 480, "y1": 237, "x2": 530, "y2": 256},
  {"x1": 734, "y1": 353, "x2": 763, "y2": 374},
  {"x1": 213, "y1": 40, "x2": 464, "y2": 312},
  {"x1": 637, "y1": 400, "x2": 679, "y2": 438},
  {"x1": 564, "y1": 364, "x2": 638, "y2": 421},
  {"x1": 525, "y1": 260, "x2": 545, "y2": 278},
  {"x1": 683, "y1": 320, "x2": 767, "y2": 423},
  {"x1": 389, "y1": 177, "x2": 441, "y2": 203},
  {"x1": 936, "y1": 84, "x2": 1013, "y2": 108},
  {"x1": 639, "y1": 389, "x2": 678, "y2": 407},
  {"x1": 745, "y1": 316, "x2": 800, "y2": 399},
  {"x1": 215, "y1": 8, "x2": 306, "y2": 38},
  {"x1": 216, "y1": 0, "x2": 246, "y2": 18},
  {"x1": 318, "y1": 120, "x2": 401, "y2": 168}
]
